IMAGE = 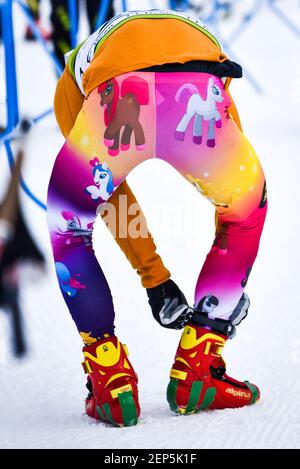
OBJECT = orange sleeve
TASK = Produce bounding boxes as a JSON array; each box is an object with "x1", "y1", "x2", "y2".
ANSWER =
[{"x1": 54, "y1": 65, "x2": 84, "y2": 138}]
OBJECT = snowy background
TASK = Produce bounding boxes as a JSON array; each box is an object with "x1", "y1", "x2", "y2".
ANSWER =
[{"x1": 0, "y1": 0, "x2": 300, "y2": 449}]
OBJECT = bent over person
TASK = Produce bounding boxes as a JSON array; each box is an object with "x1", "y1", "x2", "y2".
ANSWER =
[{"x1": 48, "y1": 9, "x2": 267, "y2": 427}]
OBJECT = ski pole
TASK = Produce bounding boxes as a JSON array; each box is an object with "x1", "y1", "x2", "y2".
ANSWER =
[
  {"x1": 67, "y1": 0, "x2": 78, "y2": 49},
  {"x1": 0, "y1": 0, "x2": 19, "y2": 133}
]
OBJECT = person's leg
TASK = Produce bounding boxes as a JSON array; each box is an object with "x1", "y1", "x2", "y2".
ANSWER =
[
  {"x1": 48, "y1": 72, "x2": 162, "y2": 425},
  {"x1": 194, "y1": 200, "x2": 266, "y2": 321},
  {"x1": 49, "y1": 73, "x2": 161, "y2": 338},
  {"x1": 48, "y1": 86, "x2": 139, "y2": 425},
  {"x1": 47, "y1": 142, "x2": 116, "y2": 342},
  {"x1": 48, "y1": 159, "x2": 139, "y2": 425},
  {"x1": 155, "y1": 71, "x2": 267, "y2": 412}
]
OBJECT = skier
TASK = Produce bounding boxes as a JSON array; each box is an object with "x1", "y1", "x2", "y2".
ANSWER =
[{"x1": 48, "y1": 9, "x2": 267, "y2": 426}]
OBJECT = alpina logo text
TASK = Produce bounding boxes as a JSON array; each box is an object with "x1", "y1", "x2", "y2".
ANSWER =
[{"x1": 225, "y1": 388, "x2": 251, "y2": 399}]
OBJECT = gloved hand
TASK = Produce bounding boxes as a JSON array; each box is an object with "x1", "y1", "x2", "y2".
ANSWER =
[{"x1": 146, "y1": 279, "x2": 193, "y2": 330}]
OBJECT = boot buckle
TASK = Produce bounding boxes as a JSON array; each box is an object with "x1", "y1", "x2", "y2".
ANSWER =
[
  {"x1": 170, "y1": 368, "x2": 187, "y2": 381},
  {"x1": 110, "y1": 384, "x2": 132, "y2": 399},
  {"x1": 204, "y1": 341, "x2": 224, "y2": 356},
  {"x1": 82, "y1": 360, "x2": 92, "y2": 374}
]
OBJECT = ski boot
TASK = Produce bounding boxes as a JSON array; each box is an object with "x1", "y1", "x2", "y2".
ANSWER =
[
  {"x1": 146, "y1": 279, "x2": 193, "y2": 330},
  {"x1": 167, "y1": 323, "x2": 260, "y2": 414},
  {"x1": 82, "y1": 335, "x2": 140, "y2": 427}
]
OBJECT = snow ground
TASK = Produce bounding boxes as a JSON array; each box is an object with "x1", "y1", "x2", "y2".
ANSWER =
[{"x1": 0, "y1": 0, "x2": 300, "y2": 449}]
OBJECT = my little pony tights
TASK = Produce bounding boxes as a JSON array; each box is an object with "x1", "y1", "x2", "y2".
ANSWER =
[{"x1": 47, "y1": 71, "x2": 267, "y2": 340}]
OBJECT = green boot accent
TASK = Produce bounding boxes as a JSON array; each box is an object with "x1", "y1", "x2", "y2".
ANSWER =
[
  {"x1": 199, "y1": 387, "x2": 217, "y2": 410},
  {"x1": 102, "y1": 402, "x2": 118, "y2": 427},
  {"x1": 244, "y1": 381, "x2": 260, "y2": 404},
  {"x1": 96, "y1": 405, "x2": 105, "y2": 421},
  {"x1": 119, "y1": 390, "x2": 138, "y2": 427},
  {"x1": 186, "y1": 381, "x2": 203, "y2": 414},
  {"x1": 167, "y1": 379, "x2": 179, "y2": 412}
]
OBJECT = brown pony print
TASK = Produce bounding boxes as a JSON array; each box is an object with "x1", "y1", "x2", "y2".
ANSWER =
[{"x1": 98, "y1": 76, "x2": 149, "y2": 157}]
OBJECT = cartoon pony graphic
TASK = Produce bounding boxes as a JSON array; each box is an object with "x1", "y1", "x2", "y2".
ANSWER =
[
  {"x1": 85, "y1": 158, "x2": 115, "y2": 202},
  {"x1": 52, "y1": 211, "x2": 94, "y2": 254},
  {"x1": 55, "y1": 262, "x2": 86, "y2": 297},
  {"x1": 198, "y1": 295, "x2": 219, "y2": 315},
  {"x1": 60, "y1": 210, "x2": 94, "y2": 241},
  {"x1": 174, "y1": 77, "x2": 225, "y2": 148},
  {"x1": 61, "y1": 210, "x2": 94, "y2": 234},
  {"x1": 98, "y1": 76, "x2": 149, "y2": 156}
]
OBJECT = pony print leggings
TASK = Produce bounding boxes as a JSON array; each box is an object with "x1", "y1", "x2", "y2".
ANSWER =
[{"x1": 47, "y1": 71, "x2": 267, "y2": 341}]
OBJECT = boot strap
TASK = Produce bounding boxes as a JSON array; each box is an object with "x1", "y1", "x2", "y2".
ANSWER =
[{"x1": 190, "y1": 311, "x2": 235, "y2": 338}]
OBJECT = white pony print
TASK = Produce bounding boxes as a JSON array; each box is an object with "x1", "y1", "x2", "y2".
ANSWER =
[
  {"x1": 85, "y1": 158, "x2": 115, "y2": 201},
  {"x1": 174, "y1": 77, "x2": 224, "y2": 148}
]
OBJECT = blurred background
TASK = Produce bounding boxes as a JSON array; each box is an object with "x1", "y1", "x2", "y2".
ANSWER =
[{"x1": 0, "y1": 0, "x2": 300, "y2": 449}]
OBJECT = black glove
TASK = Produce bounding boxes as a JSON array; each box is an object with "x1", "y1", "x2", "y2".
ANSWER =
[{"x1": 146, "y1": 279, "x2": 193, "y2": 330}]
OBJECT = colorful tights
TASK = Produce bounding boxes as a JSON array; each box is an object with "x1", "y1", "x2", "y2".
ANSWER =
[{"x1": 47, "y1": 71, "x2": 267, "y2": 340}]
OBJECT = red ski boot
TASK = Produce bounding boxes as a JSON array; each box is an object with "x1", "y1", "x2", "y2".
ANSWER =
[
  {"x1": 167, "y1": 324, "x2": 260, "y2": 414},
  {"x1": 82, "y1": 335, "x2": 140, "y2": 426}
]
